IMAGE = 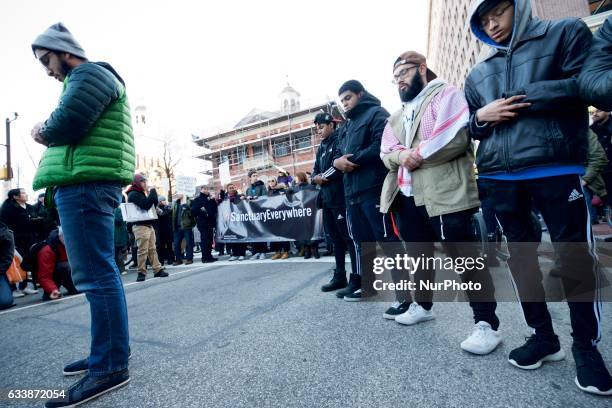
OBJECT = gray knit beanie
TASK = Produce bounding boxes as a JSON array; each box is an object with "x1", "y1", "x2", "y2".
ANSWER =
[{"x1": 31, "y1": 22, "x2": 87, "y2": 60}]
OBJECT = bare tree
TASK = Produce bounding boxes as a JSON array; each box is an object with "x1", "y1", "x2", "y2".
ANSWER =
[{"x1": 161, "y1": 136, "x2": 181, "y2": 201}]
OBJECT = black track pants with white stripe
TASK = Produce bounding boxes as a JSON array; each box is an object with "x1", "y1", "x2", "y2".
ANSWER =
[{"x1": 479, "y1": 175, "x2": 602, "y2": 347}]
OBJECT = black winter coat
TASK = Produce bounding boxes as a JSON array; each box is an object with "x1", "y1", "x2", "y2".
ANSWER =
[
  {"x1": 0, "y1": 221, "x2": 14, "y2": 276},
  {"x1": 332, "y1": 92, "x2": 389, "y2": 205},
  {"x1": 313, "y1": 130, "x2": 346, "y2": 209},
  {"x1": 191, "y1": 193, "x2": 218, "y2": 229},
  {"x1": 465, "y1": 6, "x2": 592, "y2": 175},
  {"x1": 579, "y1": 16, "x2": 612, "y2": 111},
  {"x1": 592, "y1": 120, "x2": 612, "y2": 175}
]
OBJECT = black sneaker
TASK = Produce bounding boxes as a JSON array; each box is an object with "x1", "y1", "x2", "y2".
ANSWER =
[
  {"x1": 321, "y1": 270, "x2": 347, "y2": 292},
  {"x1": 153, "y1": 269, "x2": 169, "y2": 278},
  {"x1": 46, "y1": 369, "x2": 130, "y2": 408},
  {"x1": 136, "y1": 273, "x2": 146, "y2": 282},
  {"x1": 202, "y1": 257, "x2": 218, "y2": 263},
  {"x1": 335, "y1": 274, "x2": 360, "y2": 299},
  {"x1": 343, "y1": 289, "x2": 363, "y2": 302},
  {"x1": 573, "y1": 344, "x2": 612, "y2": 396},
  {"x1": 508, "y1": 335, "x2": 565, "y2": 370},
  {"x1": 63, "y1": 349, "x2": 132, "y2": 376},
  {"x1": 383, "y1": 301, "x2": 411, "y2": 320}
]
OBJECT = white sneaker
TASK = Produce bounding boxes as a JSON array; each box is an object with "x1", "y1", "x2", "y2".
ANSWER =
[
  {"x1": 238, "y1": 256, "x2": 245, "y2": 261},
  {"x1": 258, "y1": 253, "x2": 266, "y2": 260},
  {"x1": 460, "y1": 321, "x2": 502, "y2": 355},
  {"x1": 228, "y1": 256, "x2": 238, "y2": 261},
  {"x1": 12, "y1": 290, "x2": 25, "y2": 298},
  {"x1": 211, "y1": 250, "x2": 220, "y2": 256},
  {"x1": 395, "y1": 303, "x2": 435, "y2": 326},
  {"x1": 250, "y1": 253, "x2": 260, "y2": 260},
  {"x1": 22, "y1": 286, "x2": 39, "y2": 295}
]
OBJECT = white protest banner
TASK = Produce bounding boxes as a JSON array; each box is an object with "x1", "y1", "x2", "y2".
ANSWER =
[
  {"x1": 175, "y1": 175, "x2": 197, "y2": 197},
  {"x1": 120, "y1": 203, "x2": 158, "y2": 223}
]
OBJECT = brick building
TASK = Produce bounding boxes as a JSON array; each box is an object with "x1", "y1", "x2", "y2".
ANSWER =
[
  {"x1": 193, "y1": 84, "x2": 343, "y2": 193},
  {"x1": 426, "y1": 0, "x2": 609, "y2": 89}
]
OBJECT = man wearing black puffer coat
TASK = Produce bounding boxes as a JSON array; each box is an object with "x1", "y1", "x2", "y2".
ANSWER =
[
  {"x1": 465, "y1": 0, "x2": 610, "y2": 396},
  {"x1": 191, "y1": 186, "x2": 218, "y2": 263},
  {"x1": 331, "y1": 80, "x2": 398, "y2": 301}
]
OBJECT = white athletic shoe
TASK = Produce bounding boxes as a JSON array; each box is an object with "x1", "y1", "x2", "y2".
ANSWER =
[
  {"x1": 12, "y1": 290, "x2": 25, "y2": 298},
  {"x1": 238, "y1": 256, "x2": 245, "y2": 261},
  {"x1": 258, "y1": 253, "x2": 266, "y2": 260},
  {"x1": 228, "y1": 256, "x2": 238, "y2": 261},
  {"x1": 250, "y1": 253, "x2": 260, "y2": 260},
  {"x1": 460, "y1": 321, "x2": 502, "y2": 355},
  {"x1": 22, "y1": 286, "x2": 39, "y2": 295},
  {"x1": 395, "y1": 303, "x2": 435, "y2": 326}
]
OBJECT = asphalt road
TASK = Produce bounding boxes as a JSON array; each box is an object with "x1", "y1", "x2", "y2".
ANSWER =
[{"x1": 0, "y1": 256, "x2": 611, "y2": 407}]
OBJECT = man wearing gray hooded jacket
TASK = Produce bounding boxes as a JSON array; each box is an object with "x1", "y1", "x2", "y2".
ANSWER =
[{"x1": 465, "y1": 0, "x2": 611, "y2": 396}]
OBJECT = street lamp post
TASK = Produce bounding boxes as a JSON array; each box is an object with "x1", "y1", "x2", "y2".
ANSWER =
[{"x1": 3, "y1": 112, "x2": 18, "y2": 180}]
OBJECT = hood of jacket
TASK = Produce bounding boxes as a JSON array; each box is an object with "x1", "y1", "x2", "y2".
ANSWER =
[
  {"x1": 250, "y1": 180, "x2": 265, "y2": 188},
  {"x1": 469, "y1": 0, "x2": 532, "y2": 51},
  {"x1": 346, "y1": 91, "x2": 383, "y2": 120}
]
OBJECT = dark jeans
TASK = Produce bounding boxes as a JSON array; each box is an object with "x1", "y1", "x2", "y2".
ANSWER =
[
  {"x1": 270, "y1": 242, "x2": 290, "y2": 252},
  {"x1": 53, "y1": 261, "x2": 78, "y2": 295},
  {"x1": 323, "y1": 207, "x2": 357, "y2": 274},
  {"x1": 229, "y1": 243, "x2": 247, "y2": 256},
  {"x1": 55, "y1": 181, "x2": 129, "y2": 376},
  {"x1": 157, "y1": 235, "x2": 174, "y2": 264},
  {"x1": 394, "y1": 195, "x2": 499, "y2": 329},
  {"x1": 173, "y1": 229, "x2": 194, "y2": 262},
  {"x1": 479, "y1": 175, "x2": 601, "y2": 346},
  {"x1": 0, "y1": 275, "x2": 13, "y2": 309}
]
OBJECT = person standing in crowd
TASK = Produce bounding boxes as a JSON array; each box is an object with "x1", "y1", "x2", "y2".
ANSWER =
[
  {"x1": 156, "y1": 195, "x2": 174, "y2": 265},
  {"x1": 581, "y1": 131, "x2": 609, "y2": 225},
  {"x1": 590, "y1": 109, "x2": 612, "y2": 212},
  {"x1": 291, "y1": 172, "x2": 319, "y2": 259},
  {"x1": 331, "y1": 80, "x2": 397, "y2": 301},
  {"x1": 114, "y1": 198, "x2": 128, "y2": 274},
  {"x1": 0, "y1": 188, "x2": 39, "y2": 297},
  {"x1": 214, "y1": 189, "x2": 227, "y2": 257},
  {"x1": 30, "y1": 22, "x2": 134, "y2": 406},
  {"x1": 32, "y1": 192, "x2": 58, "y2": 241},
  {"x1": 579, "y1": 15, "x2": 611, "y2": 112},
  {"x1": 225, "y1": 183, "x2": 247, "y2": 260},
  {"x1": 312, "y1": 112, "x2": 357, "y2": 291},
  {"x1": 172, "y1": 193, "x2": 195, "y2": 265},
  {"x1": 126, "y1": 174, "x2": 168, "y2": 282},
  {"x1": 466, "y1": 0, "x2": 610, "y2": 395},
  {"x1": 37, "y1": 228, "x2": 78, "y2": 300},
  {"x1": 244, "y1": 171, "x2": 268, "y2": 260},
  {"x1": 0, "y1": 220, "x2": 15, "y2": 310},
  {"x1": 191, "y1": 186, "x2": 218, "y2": 263},
  {"x1": 267, "y1": 178, "x2": 291, "y2": 260},
  {"x1": 277, "y1": 169, "x2": 293, "y2": 187},
  {"x1": 380, "y1": 50, "x2": 501, "y2": 355}
]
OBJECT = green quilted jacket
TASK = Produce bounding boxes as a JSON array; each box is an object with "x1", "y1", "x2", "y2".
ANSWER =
[{"x1": 32, "y1": 62, "x2": 135, "y2": 190}]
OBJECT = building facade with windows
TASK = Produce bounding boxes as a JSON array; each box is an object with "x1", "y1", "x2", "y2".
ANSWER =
[{"x1": 193, "y1": 84, "x2": 342, "y2": 193}]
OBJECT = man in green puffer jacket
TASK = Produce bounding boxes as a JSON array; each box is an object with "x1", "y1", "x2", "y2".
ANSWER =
[{"x1": 30, "y1": 23, "x2": 134, "y2": 408}]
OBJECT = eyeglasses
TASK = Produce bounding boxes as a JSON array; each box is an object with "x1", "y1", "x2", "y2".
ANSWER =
[
  {"x1": 479, "y1": 2, "x2": 512, "y2": 28},
  {"x1": 392, "y1": 64, "x2": 418, "y2": 85}
]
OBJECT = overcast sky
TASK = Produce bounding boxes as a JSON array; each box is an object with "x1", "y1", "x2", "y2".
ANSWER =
[{"x1": 0, "y1": 0, "x2": 429, "y2": 196}]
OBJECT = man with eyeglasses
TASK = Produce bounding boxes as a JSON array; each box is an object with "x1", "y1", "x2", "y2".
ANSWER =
[
  {"x1": 465, "y1": 0, "x2": 611, "y2": 395},
  {"x1": 31, "y1": 23, "x2": 134, "y2": 406},
  {"x1": 380, "y1": 51, "x2": 500, "y2": 355},
  {"x1": 331, "y1": 80, "x2": 397, "y2": 301}
]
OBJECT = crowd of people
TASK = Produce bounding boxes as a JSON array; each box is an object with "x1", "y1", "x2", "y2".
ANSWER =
[{"x1": 0, "y1": 1, "x2": 610, "y2": 406}]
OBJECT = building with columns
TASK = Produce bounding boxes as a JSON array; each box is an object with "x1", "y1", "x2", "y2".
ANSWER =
[{"x1": 193, "y1": 84, "x2": 342, "y2": 193}]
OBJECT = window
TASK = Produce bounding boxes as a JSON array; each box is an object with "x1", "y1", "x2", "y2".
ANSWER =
[
  {"x1": 251, "y1": 143, "x2": 264, "y2": 157},
  {"x1": 273, "y1": 137, "x2": 291, "y2": 157},
  {"x1": 294, "y1": 132, "x2": 312, "y2": 150}
]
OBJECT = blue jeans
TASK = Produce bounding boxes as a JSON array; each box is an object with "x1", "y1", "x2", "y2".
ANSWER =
[
  {"x1": 55, "y1": 182, "x2": 129, "y2": 376},
  {"x1": 173, "y1": 229, "x2": 194, "y2": 262},
  {"x1": 0, "y1": 274, "x2": 13, "y2": 309}
]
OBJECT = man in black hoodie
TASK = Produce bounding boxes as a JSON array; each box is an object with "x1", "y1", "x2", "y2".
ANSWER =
[
  {"x1": 312, "y1": 112, "x2": 357, "y2": 292},
  {"x1": 331, "y1": 80, "x2": 397, "y2": 301},
  {"x1": 191, "y1": 186, "x2": 218, "y2": 263},
  {"x1": 465, "y1": 0, "x2": 610, "y2": 395},
  {"x1": 126, "y1": 174, "x2": 168, "y2": 282}
]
